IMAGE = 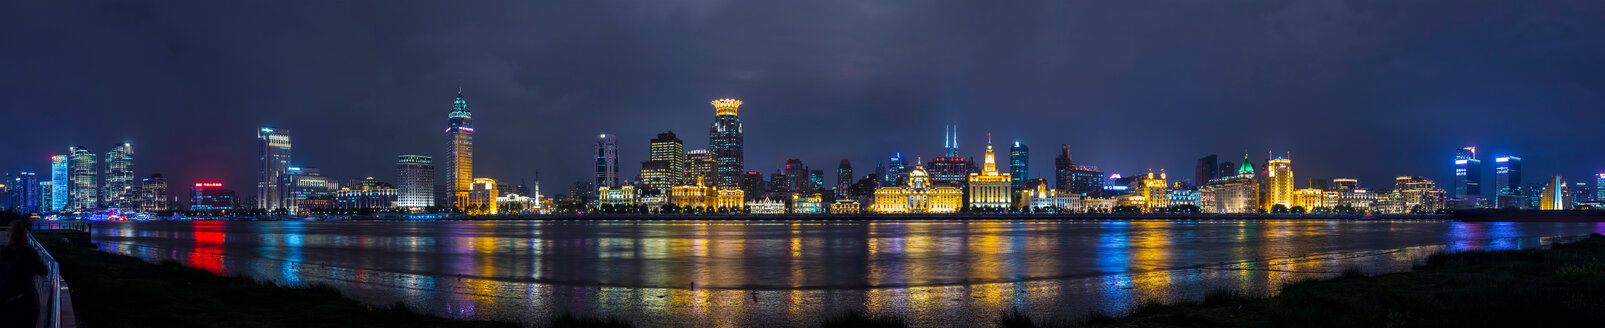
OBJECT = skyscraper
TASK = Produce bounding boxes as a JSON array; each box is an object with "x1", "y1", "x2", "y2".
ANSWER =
[
  {"x1": 1196, "y1": 154, "x2": 1218, "y2": 186},
  {"x1": 396, "y1": 155, "x2": 435, "y2": 209},
  {"x1": 1452, "y1": 147, "x2": 1481, "y2": 200},
  {"x1": 836, "y1": 160, "x2": 853, "y2": 193},
  {"x1": 1494, "y1": 156, "x2": 1522, "y2": 208},
  {"x1": 1054, "y1": 144, "x2": 1072, "y2": 190},
  {"x1": 640, "y1": 131, "x2": 685, "y2": 191},
  {"x1": 103, "y1": 143, "x2": 134, "y2": 209},
  {"x1": 1596, "y1": 173, "x2": 1605, "y2": 203},
  {"x1": 8, "y1": 172, "x2": 38, "y2": 214},
  {"x1": 138, "y1": 174, "x2": 168, "y2": 212},
  {"x1": 1540, "y1": 175, "x2": 1570, "y2": 210},
  {"x1": 928, "y1": 126, "x2": 970, "y2": 187},
  {"x1": 445, "y1": 90, "x2": 474, "y2": 209},
  {"x1": 781, "y1": 159, "x2": 810, "y2": 192},
  {"x1": 68, "y1": 146, "x2": 98, "y2": 210},
  {"x1": 49, "y1": 155, "x2": 67, "y2": 212},
  {"x1": 884, "y1": 153, "x2": 906, "y2": 187},
  {"x1": 684, "y1": 149, "x2": 717, "y2": 186},
  {"x1": 258, "y1": 127, "x2": 292, "y2": 211},
  {"x1": 709, "y1": 99, "x2": 745, "y2": 188},
  {"x1": 1009, "y1": 141, "x2": 1028, "y2": 190},
  {"x1": 1266, "y1": 156, "x2": 1294, "y2": 208},
  {"x1": 594, "y1": 134, "x2": 619, "y2": 188},
  {"x1": 191, "y1": 182, "x2": 235, "y2": 214}
]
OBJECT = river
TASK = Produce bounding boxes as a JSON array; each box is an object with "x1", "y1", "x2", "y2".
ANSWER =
[{"x1": 87, "y1": 219, "x2": 1603, "y2": 327}]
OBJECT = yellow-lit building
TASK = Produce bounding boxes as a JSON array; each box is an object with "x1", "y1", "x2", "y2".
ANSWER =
[
  {"x1": 668, "y1": 184, "x2": 706, "y2": 208},
  {"x1": 1266, "y1": 157, "x2": 1294, "y2": 208},
  {"x1": 966, "y1": 137, "x2": 1012, "y2": 209},
  {"x1": 598, "y1": 185, "x2": 637, "y2": 206},
  {"x1": 791, "y1": 193, "x2": 824, "y2": 214},
  {"x1": 1540, "y1": 175, "x2": 1571, "y2": 210},
  {"x1": 1014, "y1": 181, "x2": 1057, "y2": 210},
  {"x1": 467, "y1": 178, "x2": 497, "y2": 215},
  {"x1": 872, "y1": 162, "x2": 962, "y2": 213},
  {"x1": 1139, "y1": 171, "x2": 1169, "y2": 211},
  {"x1": 830, "y1": 199, "x2": 861, "y2": 214},
  {"x1": 668, "y1": 178, "x2": 745, "y2": 210},
  {"x1": 1292, "y1": 188, "x2": 1336, "y2": 210}
]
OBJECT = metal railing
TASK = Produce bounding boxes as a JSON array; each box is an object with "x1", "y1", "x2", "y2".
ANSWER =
[{"x1": 6, "y1": 225, "x2": 66, "y2": 328}]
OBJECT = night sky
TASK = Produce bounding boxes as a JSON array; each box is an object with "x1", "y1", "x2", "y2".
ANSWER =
[{"x1": 3, "y1": 0, "x2": 1603, "y2": 196}]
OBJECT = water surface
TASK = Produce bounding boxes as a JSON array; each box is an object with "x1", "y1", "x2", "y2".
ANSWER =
[{"x1": 88, "y1": 220, "x2": 1603, "y2": 327}]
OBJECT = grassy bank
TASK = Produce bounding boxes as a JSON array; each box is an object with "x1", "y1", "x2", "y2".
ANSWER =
[
  {"x1": 1054, "y1": 234, "x2": 1605, "y2": 328},
  {"x1": 43, "y1": 239, "x2": 520, "y2": 328}
]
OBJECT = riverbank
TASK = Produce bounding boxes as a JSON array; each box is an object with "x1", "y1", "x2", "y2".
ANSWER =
[
  {"x1": 41, "y1": 238, "x2": 525, "y2": 328},
  {"x1": 1044, "y1": 233, "x2": 1605, "y2": 327}
]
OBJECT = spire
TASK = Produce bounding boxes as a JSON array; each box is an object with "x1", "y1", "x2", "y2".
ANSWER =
[{"x1": 982, "y1": 133, "x2": 998, "y2": 175}]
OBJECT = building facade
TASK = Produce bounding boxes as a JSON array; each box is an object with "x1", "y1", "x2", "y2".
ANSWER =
[
  {"x1": 103, "y1": 143, "x2": 134, "y2": 209},
  {"x1": 1540, "y1": 175, "x2": 1571, "y2": 210},
  {"x1": 68, "y1": 146, "x2": 98, "y2": 210},
  {"x1": 640, "y1": 131, "x2": 685, "y2": 191},
  {"x1": 396, "y1": 155, "x2": 435, "y2": 210},
  {"x1": 1265, "y1": 157, "x2": 1293, "y2": 209},
  {"x1": 1009, "y1": 141, "x2": 1028, "y2": 190},
  {"x1": 967, "y1": 138, "x2": 1012, "y2": 209},
  {"x1": 256, "y1": 127, "x2": 292, "y2": 211},
  {"x1": 445, "y1": 91, "x2": 475, "y2": 208},
  {"x1": 684, "y1": 149, "x2": 717, "y2": 188},
  {"x1": 190, "y1": 182, "x2": 235, "y2": 214},
  {"x1": 138, "y1": 174, "x2": 168, "y2": 212},
  {"x1": 836, "y1": 160, "x2": 853, "y2": 193},
  {"x1": 1452, "y1": 147, "x2": 1481, "y2": 200},
  {"x1": 871, "y1": 163, "x2": 962, "y2": 213},
  {"x1": 594, "y1": 133, "x2": 619, "y2": 188},
  {"x1": 709, "y1": 99, "x2": 745, "y2": 188},
  {"x1": 49, "y1": 155, "x2": 67, "y2": 212}
]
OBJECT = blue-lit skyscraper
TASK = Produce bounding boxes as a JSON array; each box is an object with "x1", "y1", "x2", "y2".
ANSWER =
[
  {"x1": 883, "y1": 152, "x2": 906, "y2": 187},
  {"x1": 594, "y1": 133, "x2": 619, "y2": 188},
  {"x1": 68, "y1": 146, "x2": 98, "y2": 210},
  {"x1": 50, "y1": 155, "x2": 67, "y2": 212},
  {"x1": 258, "y1": 127, "x2": 293, "y2": 211},
  {"x1": 709, "y1": 99, "x2": 745, "y2": 188},
  {"x1": 1494, "y1": 155, "x2": 1521, "y2": 208},
  {"x1": 8, "y1": 172, "x2": 38, "y2": 214},
  {"x1": 1452, "y1": 147, "x2": 1481, "y2": 200},
  {"x1": 1009, "y1": 141, "x2": 1028, "y2": 190},
  {"x1": 103, "y1": 143, "x2": 135, "y2": 209}
]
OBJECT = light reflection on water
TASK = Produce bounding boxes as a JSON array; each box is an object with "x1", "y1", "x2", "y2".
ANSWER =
[{"x1": 90, "y1": 220, "x2": 1600, "y2": 327}]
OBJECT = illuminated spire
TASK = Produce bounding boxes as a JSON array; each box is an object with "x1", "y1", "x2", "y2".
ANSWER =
[{"x1": 981, "y1": 133, "x2": 998, "y2": 175}]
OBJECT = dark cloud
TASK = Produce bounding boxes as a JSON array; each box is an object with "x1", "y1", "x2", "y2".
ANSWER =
[{"x1": 2, "y1": 0, "x2": 1602, "y2": 195}]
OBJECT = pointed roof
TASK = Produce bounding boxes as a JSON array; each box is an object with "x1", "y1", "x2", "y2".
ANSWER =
[{"x1": 1238, "y1": 153, "x2": 1255, "y2": 175}]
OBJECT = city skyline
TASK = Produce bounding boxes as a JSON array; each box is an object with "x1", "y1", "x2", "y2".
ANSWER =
[{"x1": 2, "y1": 1, "x2": 1603, "y2": 200}]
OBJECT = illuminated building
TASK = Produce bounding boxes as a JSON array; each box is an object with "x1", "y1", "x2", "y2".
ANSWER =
[
  {"x1": 137, "y1": 174, "x2": 167, "y2": 212},
  {"x1": 68, "y1": 146, "x2": 98, "y2": 210},
  {"x1": 1168, "y1": 189, "x2": 1201, "y2": 209},
  {"x1": 190, "y1": 182, "x2": 235, "y2": 214},
  {"x1": 445, "y1": 91, "x2": 474, "y2": 208},
  {"x1": 883, "y1": 153, "x2": 907, "y2": 187},
  {"x1": 1068, "y1": 165, "x2": 1104, "y2": 196},
  {"x1": 747, "y1": 198, "x2": 785, "y2": 214},
  {"x1": 1570, "y1": 182, "x2": 1591, "y2": 203},
  {"x1": 396, "y1": 155, "x2": 435, "y2": 210},
  {"x1": 781, "y1": 159, "x2": 811, "y2": 191},
  {"x1": 1335, "y1": 188, "x2": 1377, "y2": 212},
  {"x1": 791, "y1": 193, "x2": 824, "y2": 214},
  {"x1": 1540, "y1": 175, "x2": 1571, "y2": 210},
  {"x1": 1196, "y1": 155, "x2": 1217, "y2": 187},
  {"x1": 1452, "y1": 147, "x2": 1481, "y2": 200},
  {"x1": 871, "y1": 161, "x2": 962, "y2": 213},
  {"x1": 928, "y1": 125, "x2": 973, "y2": 188},
  {"x1": 1292, "y1": 188, "x2": 1335, "y2": 210},
  {"x1": 668, "y1": 183, "x2": 708, "y2": 208},
  {"x1": 836, "y1": 160, "x2": 853, "y2": 193},
  {"x1": 49, "y1": 155, "x2": 67, "y2": 212},
  {"x1": 640, "y1": 131, "x2": 685, "y2": 191},
  {"x1": 1266, "y1": 156, "x2": 1293, "y2": 208},
  {"x1": 809, "y1": 170, "x2": 825, "y2": 192},
  {"x1": 286, "y1": 167, "x2": 336, "y2": 213},
  {"x1": 7, "y1": 172, "x2": 38, "y2": 214},
  {"x1": 830, "y1": 199, "x2": 861, "y2": 214},
  {"x1": 684, "y1": 149, "x2": 717, "y2": 188},
  {"x1": 1118, "y1": 171, "x2": 1170, "y2": 212},
  {"x1": 1385, "y1": 176, "x2": 1447, "y2": 213},
  {"x1": 103, "y1": 143, "x2": 134, "y2": 209},
  {"x1": 468, "y1": 178, "x2": 498, "y2": 214},
  {"x1": 1597, "y1": 173, "x2": 1605, "y2": 203},
  {"x1": 715, "y1": 187, "x2": 744, "y2": 209},
  {"x1": 1333, "y1": 178, "x2": 1359, "y2": 191},
  {"x1": 598, "y1": 184, "x2": 637, "y2": 207},
  {"x1": 1054, "y1": 144, "x2": 1072, "y2": 190},
  {"x1": 335, "y1": 177, "x2": 398, "y2": 209},
  {"x1": 709, "y1": 98, "x2": 745, "y2": 188},
  {"x1": 496, "y1": 193, "x2": 535, "y2": 214},
  {"x1": 594, "y1": 133, "x2": 619, "y2": 188},
  {"x1": 1201, "y1": 160, "x2": 1259, "y2": 213},
  {"x1": 257, "y1": 127, "x2": 292, "y2": 211},
  {"x1": 966, "y1": 136, "x2": 1012, "y2": 209},
  {"x1": 1014, "y1": 179, "x2": 1057, "y2": 211},
  {"x1": 1009, "y1": 141, "x2": 1028, "y2": 190},
  {"x1": 38, "y1": 182, "x2": 52, "y2": 214}
]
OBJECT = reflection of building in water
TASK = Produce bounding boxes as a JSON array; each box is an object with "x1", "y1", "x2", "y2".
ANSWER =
[{"x1": 871, "y1": 161, "x2": 962, "y2": 213}]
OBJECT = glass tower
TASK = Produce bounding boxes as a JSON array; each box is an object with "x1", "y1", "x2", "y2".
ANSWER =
[
  {"x1": 396, "y1": 155, "x2": 435, "y2": 209},
  {"x1": 68, "y1": 146, "x2": 98, "y2": 210},
  {"x1": 103, "y1": 143, "x2": 134, "y2": 209},
  {"x1": 640, "y1": 131, "x2": 684, "y2": 191},
  {"x1": 1452, "y1": 147, "x2": 1481, "y2": 199},
  {"x1": 836, "y1": 160, "x2": 853, "y2": 193},
  {"x1": 709, "y1": 99, "x2": 744, "y2": 188},
  {"x1": 50, "y1": 155, "x2": 67, "y2": 212},
  {"x1": 1009, "y1": 141, "x2": 1028, "y2": 190},
  {"x1": 258, "y1": 127, "x2": 293, "y2": 210},
  {"x1": 594, "y1": 134, "x2": 619, "y2": 188},
  {"x1": 445, "y1": 90, "x2": 474, "y2": 208},
  {"x1": 1494, "y1": 156, "x2": 1521, "y2": 208}
]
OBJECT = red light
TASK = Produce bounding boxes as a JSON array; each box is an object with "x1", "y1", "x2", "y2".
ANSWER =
[{"x1": 194, "y1": 182, "x2": 222, "y2": 188}]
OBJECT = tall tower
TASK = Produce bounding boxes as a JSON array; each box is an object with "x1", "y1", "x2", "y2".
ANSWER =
[
  {"x1": 640, "y1": 131, "x2": 684, "y2": 191},
  {"x1": 884, "y1": 152, "x2": 906, "y2": 187},
  {"x1": 1009, "y1": 141, "x2": 1028, "y2": 190},
  {"x1": 258, "y1": 127, "x2": 292, "y2": 211},
  {"x1": 967, "y1": 134, "x2": 1012, "y2": 208},
  {"x1": 1452, "y1": 147, "x2": 1481, "y2": 199},
  {"x1": 1494, "y1": 156, "x2": 1522, "y2": 208},
  {"x1": 1054, "y1": 144, "x2": 1072, "y2": 190},
  {"x1": 50, "y1": 155, "x2": 68, "y2": 212},
  {"x1": 1196, "y1": 154, "x2": 1218, "y2": 185},
  {"x1": 594, "y1": 134, "x2": 619, "y2": 188},
  {"x1": 709, "y1": 99, "x2": 745, "y2": 188},
  {"x1": 103, "y1": 143, "x2": 134, "y2": 209},
  {"x1": 1266, "y1": 156, "x2": 1294, "y2": 208},
  {"x1": 836, "y1": 160, "x2": 853, "y2": 192},
  {"x1": 1540, "y1": 175, "x2": 1570, "y2": 210},
  {"x1": 943, "y1": 125, "x2": 958, "y2": 158},
  {"x1": 396, "y1": 155, "x2": 436, "y2": 209},
  {"x1": 445, "y1": 90, "x2": 474, "y2": 208},
  {"x1": 68, "y1": 146, "x2": 98, "y2": 210}
]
